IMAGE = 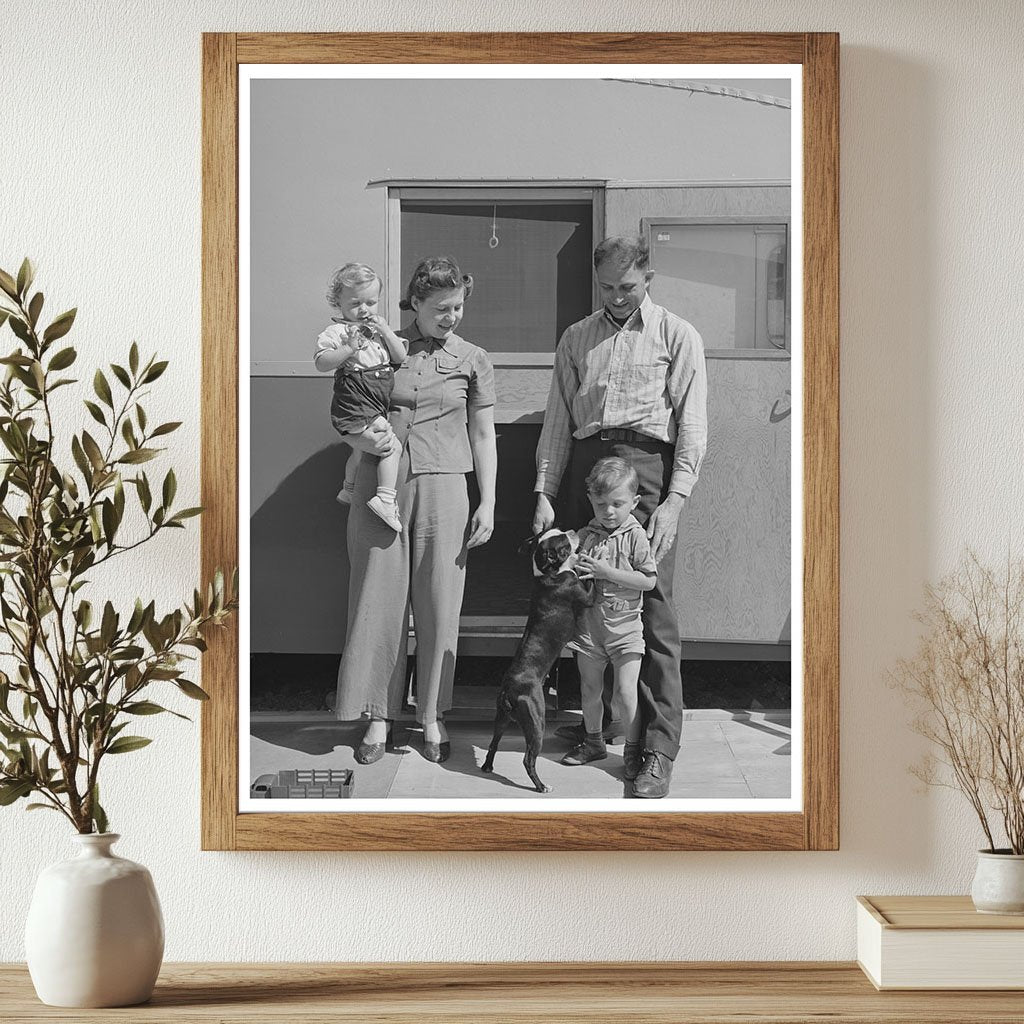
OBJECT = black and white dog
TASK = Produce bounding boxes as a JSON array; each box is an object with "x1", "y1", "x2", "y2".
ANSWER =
[{"x1": 481, "y1": 529, "x2": 596, "y2": 793}]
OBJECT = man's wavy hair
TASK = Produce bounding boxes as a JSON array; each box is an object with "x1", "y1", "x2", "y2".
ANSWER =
[{"x1": 592, "y1": 235, "x2": 650, "y2": 273}]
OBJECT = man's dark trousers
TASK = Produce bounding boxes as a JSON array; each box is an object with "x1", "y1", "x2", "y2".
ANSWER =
[{"x1": 564, "y1": 433, "x2": 683, "y2": 760}]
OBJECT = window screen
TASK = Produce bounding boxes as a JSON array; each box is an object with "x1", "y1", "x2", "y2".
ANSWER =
[
  {"x1": 400, "y1": 202, "x2": 593, "y2": 352},
  {"x1": 648, "y1": 222, "x2": 789, "y2": 351}
]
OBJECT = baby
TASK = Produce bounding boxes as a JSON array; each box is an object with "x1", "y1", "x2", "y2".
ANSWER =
[
  {"x1": 314, "y1": 263, "x2": 407, "y2": 532},
  {"x1": 562, "y1": 457, "x2": 657, "y2": 781}
]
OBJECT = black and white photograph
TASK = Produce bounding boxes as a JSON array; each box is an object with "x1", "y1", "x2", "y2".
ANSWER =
[{"x1": 241, "y1": 63, "x2": 802, "y2": 812}]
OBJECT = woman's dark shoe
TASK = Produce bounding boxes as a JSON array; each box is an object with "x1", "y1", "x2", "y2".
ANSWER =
[
  {"x1": 355, "y1": 740, "x2": 385, "y2": 765},
  {"x1": 422, "y1": 721, "x2": 449, "y2": 763},
  {"x1": 355, "y1": 723, "x2": 391, "y2": 765},
  {"x1": 423, "y1": 740, "x2": 451, "y2": 763}
]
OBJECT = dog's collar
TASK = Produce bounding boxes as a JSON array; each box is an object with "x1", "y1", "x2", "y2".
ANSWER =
[{"x1": 532, "y1": 559, "x2": 580, "y2": 579}]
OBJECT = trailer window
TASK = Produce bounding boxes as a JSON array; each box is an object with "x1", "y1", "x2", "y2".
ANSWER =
[
  {"x1": 645, "y1": 221, "x2": 789, "y2": 352},
  {"x1": 400, "y1": 201, "x2": 593, "y2": 353}
]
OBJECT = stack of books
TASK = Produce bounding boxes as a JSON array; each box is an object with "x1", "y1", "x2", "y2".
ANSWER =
[{"x1": 857, "y1": 895, "x2": 1024, "y2": 989}]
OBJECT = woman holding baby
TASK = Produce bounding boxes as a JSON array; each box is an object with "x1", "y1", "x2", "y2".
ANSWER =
[{"x1": 332, "y1": 256, "x2": 496, "y2": 764}]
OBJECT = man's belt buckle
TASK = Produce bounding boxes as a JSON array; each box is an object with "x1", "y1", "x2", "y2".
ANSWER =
[{"x1": 600, "y1": 428, "x2": 629, "y2": 442}]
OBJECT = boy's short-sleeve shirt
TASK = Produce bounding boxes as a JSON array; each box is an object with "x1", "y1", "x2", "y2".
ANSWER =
[{"x1": 578, "y1": 513, "x2": 657, "y2": 612}]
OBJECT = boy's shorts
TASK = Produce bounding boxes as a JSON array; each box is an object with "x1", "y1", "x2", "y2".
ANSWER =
[
  {"x1": 330, "y1": 365, "x2": 394, "y2": 436},
  {"x1": 568, "y1": 600, "x2": 645, "y2": 664}
]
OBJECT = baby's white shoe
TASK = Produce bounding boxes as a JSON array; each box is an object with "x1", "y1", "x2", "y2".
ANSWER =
[
  {"x1": 336, "y1": 485, "x2": 353, "y2": 506},
  {"x1": 367, "y1": 494, "x2": 402, "y2": 532}
]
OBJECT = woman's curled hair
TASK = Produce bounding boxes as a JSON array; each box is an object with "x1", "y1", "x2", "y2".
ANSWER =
[{"x1": 399, "y1": 256, "x2": 473, "y2": 311}]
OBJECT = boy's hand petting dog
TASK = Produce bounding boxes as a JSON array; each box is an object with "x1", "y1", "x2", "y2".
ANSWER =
[{"x1": 575, "y1": 551, "x2": 613, "y2": 581}]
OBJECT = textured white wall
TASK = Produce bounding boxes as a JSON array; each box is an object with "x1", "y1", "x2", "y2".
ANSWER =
[{"x1": 1, "y1": 0, "x2": 1022, "y2": 962}]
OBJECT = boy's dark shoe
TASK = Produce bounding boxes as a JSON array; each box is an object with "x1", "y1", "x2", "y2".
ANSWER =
[
  {"x1": 622, "y1": 741, "x2": 645, "y2": 781},
  {"x1": 554, "y1": 721, "x2": 620, "y2": 744},
  {"x1": 632, "y1": 750, "x2": 673, "y2": 798},
  {"x1": 560, "y1": 732, "x2": 608, "y2": 766}
]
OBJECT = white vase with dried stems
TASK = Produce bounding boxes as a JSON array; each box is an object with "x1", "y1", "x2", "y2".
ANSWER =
[{"x1": 895, "y1": 551, "x2": 1024, "y2": 914}]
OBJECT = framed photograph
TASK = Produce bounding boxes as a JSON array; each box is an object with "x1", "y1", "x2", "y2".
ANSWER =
[{"x1": 201, "y1": 32, "x2": 838, "y2": 850}]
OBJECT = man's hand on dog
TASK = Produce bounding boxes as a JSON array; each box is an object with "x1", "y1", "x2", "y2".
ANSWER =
[{"x1": 532, "y1": 493, "x2": 555, "y2": 536}]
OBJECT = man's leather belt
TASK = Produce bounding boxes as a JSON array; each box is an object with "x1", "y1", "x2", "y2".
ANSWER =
[{"x1": 596, "y1": 427, "x2": 662, "y2": 444}]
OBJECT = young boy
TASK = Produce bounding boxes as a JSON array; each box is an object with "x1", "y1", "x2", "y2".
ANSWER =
[
  {"x1": 562, "y1": 457, "x2": 657, "y2": 780},
  {"x1": 314, "y1": 263, "x2": 407, "y2": 531}
]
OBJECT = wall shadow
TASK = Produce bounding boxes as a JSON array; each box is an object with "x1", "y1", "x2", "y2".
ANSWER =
[
  {"x1": 250, "y1": 443, "x2": 352, "y2": 654},
  {"x1": 837, "y1": 47, "x2": 936, "y2": 870},
  {"x1": 249, "y1": 429, "x2": 543, "y2": 661}
]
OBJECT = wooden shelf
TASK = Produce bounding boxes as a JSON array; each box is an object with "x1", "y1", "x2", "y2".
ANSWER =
[{"x1": 3, "y1": 962, "x2": 1024, "y2": 1022}]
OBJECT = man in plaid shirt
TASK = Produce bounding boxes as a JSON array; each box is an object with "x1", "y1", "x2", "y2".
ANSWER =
[{"x1": 533, "y1": 235, "x2": 708, "y2": 798}]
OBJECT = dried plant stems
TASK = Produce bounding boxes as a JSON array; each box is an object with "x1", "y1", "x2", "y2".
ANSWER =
[{"x1": 895, "y1": 551, "x2": 1024, "y2": 854}]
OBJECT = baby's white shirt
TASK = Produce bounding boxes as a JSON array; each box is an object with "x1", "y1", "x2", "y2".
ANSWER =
[{"x1": 314, "y1": 321, "x2": 389, "y2": 371}]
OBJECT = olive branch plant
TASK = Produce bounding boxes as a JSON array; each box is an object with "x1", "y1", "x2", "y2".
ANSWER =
[
  {"x1": 0, "y1": 259, "x2": 237, "y2": 834},
  {"x1": 894, "y1": 551, "x2": 1024, "y2": 854}
]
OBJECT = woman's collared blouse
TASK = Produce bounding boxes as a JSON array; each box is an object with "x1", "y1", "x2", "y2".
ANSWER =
[{"x1": 389, "y1": 323, "x2": 495, "y2": 474}]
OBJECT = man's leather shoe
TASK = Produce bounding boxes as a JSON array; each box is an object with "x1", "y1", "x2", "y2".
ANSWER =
[
  {"x1": 631, "y1": 750, "x2": 673, "y2": 798},
  {"x1": 622, "y1": 741, "x2": 644, "y2": 781}
]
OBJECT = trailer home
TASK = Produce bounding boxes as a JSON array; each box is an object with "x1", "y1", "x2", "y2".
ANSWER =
[{"x1": 247, "y1": 76, "x2": 793, "y2": 706}]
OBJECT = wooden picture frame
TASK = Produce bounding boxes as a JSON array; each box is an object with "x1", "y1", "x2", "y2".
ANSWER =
[{"x1": 201, "y1": 32, "x2": 838, "y2": 851}]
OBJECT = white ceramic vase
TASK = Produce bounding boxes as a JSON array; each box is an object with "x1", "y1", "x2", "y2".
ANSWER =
[
  {"x1": 24, "y1": 833, "x2": 164, "y2": 1007},
  {"x1": 970, "y1": 849, "x2": 1024, "y2": 915}
]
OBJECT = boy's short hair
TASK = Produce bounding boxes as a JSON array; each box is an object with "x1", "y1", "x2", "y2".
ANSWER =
[
  {"x1": 326, "y1": 263, "x2": 381, "y2": 308},
  {"x1": 585, "y1": 456, "x2": 640, "y2": 497},
  {"x1": 592, "y1": 235, "x2": 650, "y2": 273}
]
